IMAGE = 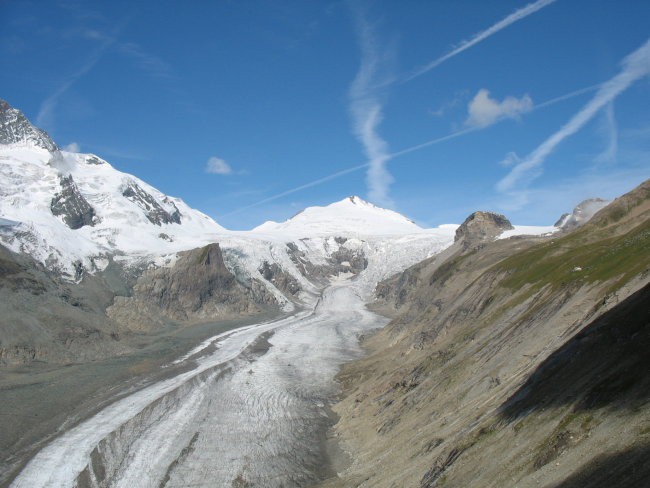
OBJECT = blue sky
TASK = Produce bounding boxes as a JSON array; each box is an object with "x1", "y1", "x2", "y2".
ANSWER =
[{"x1": 2, "y1": 0, "x2": 649, "y2": 229}]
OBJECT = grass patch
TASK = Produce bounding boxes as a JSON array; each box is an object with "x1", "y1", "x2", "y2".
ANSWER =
[{"x1": 496, "y1": 220, "x2": 650, "y2": 295}]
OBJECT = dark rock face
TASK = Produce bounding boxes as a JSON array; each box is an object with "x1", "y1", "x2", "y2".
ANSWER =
[
  {"x1": 144, "y1": 243, "x2": 235, "y2": 315},
  {"x1": 51, "y1": 175, "x2": 96, "y2": 229},
  {"x1": 285, "y1": 240, "x2": 368, "y2": 284},
  {"x1": 259, "y1": 261, "x2": 301, "y2": 296},
  {"x1": 85, "y1": 155, "x2": 105, "y2": 165},
  {"x1": 454, "y1": 211, "x2": 513, "y2": 247},
  {"x1": 330, "y1": 246, "x2": 368, "y2": 274},
  {"x1": 108, "y1": 243, "x2": 270, "y2": 327},
  {"x1": 122, "y1": 183, "x2": 182, "y2": 226},
  {"x1": 555, "y1": 198, "x2": 610, "y2": 230},
  {"x1": 0, "y1": 99, "x2": 58, "y2": 151}
]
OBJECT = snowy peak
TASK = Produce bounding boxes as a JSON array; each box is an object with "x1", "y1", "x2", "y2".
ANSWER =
[
  {"x1": 344, "y1": 195, "x2": 377, "y2": 207},
  {"x1": 0, "y1": 99, "x2": 58, "y2": 152},
  {"x1": 555, "y1": 198, "x2": 611, "y2": 230},
  {"x1": 252, "y1": 195, "x2": 423, "y2": 236},
  {"x1": 0, "y1": 114, "x2": 227, "y2": 276}
]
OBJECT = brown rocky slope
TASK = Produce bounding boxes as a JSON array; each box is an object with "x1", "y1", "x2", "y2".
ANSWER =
[{"x1": 321, "y1": 179, "x2": 650, "y2": 488}]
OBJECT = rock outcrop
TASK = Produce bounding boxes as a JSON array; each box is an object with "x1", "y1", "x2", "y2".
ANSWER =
[
  {"x1": 50, "y1": 175, "x2": 97, "y2": 229},
  {"x1": 0, "y1": 244, "x2": 124, "y2": 366},
  {"x1": 108, "y1": 243, "x2": 273, "y2": 330},
  {"x1": 454, "y1": 211, "x2": 513, "y2": 248},
  {"x1": 121, "y1": 182, "x2": 182, "y2": 226},
  {"x1": 285, "y1": 238, "x2": 368, "y2": 284},
  {"x1": 555, "y1": 198, "x2": 610, "y2": 230},
  {"x1": 0, "y1": 99, "x2": 58, "y2": 151},
  {"x1": 259, "y1": 261, "x2": 301, "y2": 296}
]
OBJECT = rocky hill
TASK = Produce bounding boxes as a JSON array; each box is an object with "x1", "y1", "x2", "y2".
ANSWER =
[{"x1": 322, "y1": 179, "x2": 650, "y2": 488}]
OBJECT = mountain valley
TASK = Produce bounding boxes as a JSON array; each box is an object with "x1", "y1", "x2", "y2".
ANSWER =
[{"x1": 0, "y1": 99, "x2": 648, "y2": 487}]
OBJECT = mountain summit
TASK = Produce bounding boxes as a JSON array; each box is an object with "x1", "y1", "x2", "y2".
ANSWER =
[
  {"x1": 0, "y1": 99, "x2": 58, "y2": 151},
  {"x1": 0, "y1": 100, "x2": 226, "y2": 277},
  {"x1": 252, "y1": 195, "x2": 424, "y2": 236}
]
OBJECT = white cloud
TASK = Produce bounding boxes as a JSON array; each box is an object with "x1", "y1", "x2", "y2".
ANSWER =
[
  {"x1": 465, "y1": 89, "x2": 532, "y2": 128},
  {"x1": 594, "y1": 102, "x2": 618, "y2": 164},
  {"x1": 405, "y1": 0, "x2": 557, "y2": 82},
  {"x1": 349, "y1": 11, "x2": 394, "y2": 207},
  {"x1": 205, "y1": 157, "x2": 233, "y2": 175},
  {"x1": 63, "y1": 142, "x2": 80, "y2": 152},
  {"x1": 499, "y1": 151, "x2": 522, "y2": 167},
  {"x1": 221, "y1": 83, "x2": 607, "y2": 219},
  {"x1": 497, "y1": 37, "x2": 650, "y2": 194}
]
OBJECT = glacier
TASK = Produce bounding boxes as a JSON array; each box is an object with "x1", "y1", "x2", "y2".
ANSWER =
[{"x1": 11, "y1": 276, "x2": 386, "y2": 487}]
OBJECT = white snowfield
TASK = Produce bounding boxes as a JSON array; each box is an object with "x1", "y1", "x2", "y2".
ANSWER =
[
  {"x1": 253, "y1": 195, "x2": 425, "y2": 236},
  {"x1": 0, "y1": 144, "x2": 459, "y2": 298},
  {"x1": 0, "y1": 145, "x2": 225, "y2": 274},
  {"x1": 498, "y1": 225, "x2": 558, "y2": 239}
]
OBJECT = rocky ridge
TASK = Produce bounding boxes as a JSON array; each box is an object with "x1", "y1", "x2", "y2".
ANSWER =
[
  {"x1": 0, "y1": 99, "x2": 57, "y2": 151},
  {"x1": 454, "y1": 211, "x2": 513, "y2": 248},
  {"x1": 107, "y1": 243, "x2": 274, "y2": 330},
  {"x1": 555, "y1": 198, "x2": 610, "y2": 230},
  {"x1": 321, "y1": 179, "x2": 650, "y2": 488}
]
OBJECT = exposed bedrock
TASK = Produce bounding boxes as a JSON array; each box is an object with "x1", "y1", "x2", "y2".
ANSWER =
[
  {"x1": 108, "y1": 243, "x2": 275, "y2": 330},
  {"x1": 50, "y1": 175, "x2": 97, "y2": 230},
  {"x1": 121, "y1": 183, "x2": 182, "y2": 226},
  {"x1": 454, "y1": 210, "x2": 513, "y2": 248},
  {"x1": 258, "y1": 260, "x2": 301, "y2": 296}
]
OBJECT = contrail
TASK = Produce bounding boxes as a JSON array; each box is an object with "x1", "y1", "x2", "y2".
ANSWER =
[
  {"x1": 219, "y1": 83, "x2": 595, "y2": 220},
  {"x1": 497, "y1": 38, "x2": 650, "y2": 193},
  {"x1": 36, "y1": 18, "x2": 130, "y2": 129},
  {"x1": 403, "y1": 0, "x2": 558, "y2": 83},
  {"x1": 218, "y1": 164, "x2": 370, "y2": 219}
]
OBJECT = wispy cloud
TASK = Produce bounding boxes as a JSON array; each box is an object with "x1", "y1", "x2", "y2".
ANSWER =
[
  {"x1": 118, "y1": 42, "x2": 175, "y2": 81},
  {"x1": 205, "y1": 156, "x2": 233, "y2": 175},
  {"x1": 497, "y1": 38, "x2": 650, "y2": 194},
  {"x1": 35, "y1": 15, "x2": 131, "y2": 130},
  {"x1": 36, "y1": 34, "x2": 116, "y2": 129},
  {"x1": 404, "y1": 0, "x2": 557, "y2": 82},
  {"x1": 221, "y1": 83, "x2": 598, "y2": 218},
  {"x1": 465, "y1": 89, "x2": 532, "y2": 128},
  {"x1": 594, "y1": 102, "x2": 618, "y2": 164},
  {"x1": 430, "y1": 91, "x2": 467, "y2": 117},
  {"x1": 349, "y1": 10, "x2": 394, "y2": 207}
]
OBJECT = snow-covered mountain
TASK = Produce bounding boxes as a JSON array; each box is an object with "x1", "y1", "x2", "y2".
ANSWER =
[
  {"x1": 253, "y1": 196, "x2": 431, "y2": 236},
  {"x1": 0, "y1": 99, "x2": 462, "y2": 316},
  {"x1": 0, "y1": 98, "x2": 574, "y2": 310},
  {"x1": 0, "y1": 143, "x2": 227, "y2": 276},
  {"x1": 554, "y1": 198, "x2": 611, "y2": 230},
  {"x1": 0, "y1": 99, "x2": 58, "y2": 152}
]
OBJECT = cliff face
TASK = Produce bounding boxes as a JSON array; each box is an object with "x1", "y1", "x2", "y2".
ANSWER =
[
  {"x1": 107, "y1": 243, "x2": 275, "y2": 331},
  {"x1": 323, "y1": 180, "x2": 650, "y2": 488},
  {"x1": 454, "y1": 211, "x2": 513, "y2": 248}
]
